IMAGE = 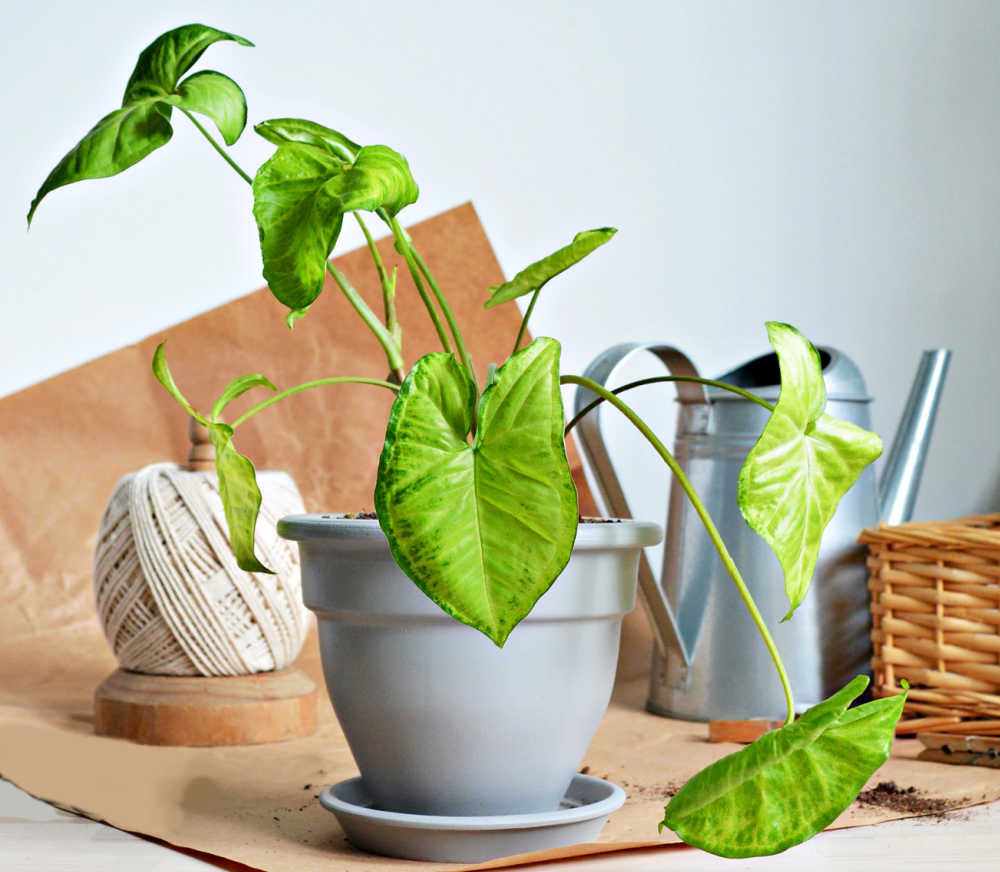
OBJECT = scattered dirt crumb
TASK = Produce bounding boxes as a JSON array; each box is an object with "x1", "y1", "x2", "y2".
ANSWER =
[
  {"x1": 340, "y1": 511, "x2": 377, "y2": 520},
  {"x1": 854, "y1": 781, "x2": 966, "y2": 819},
  {"x1": 619, "y1": 778, "x2": 682, "y2": 801},
  {"x1": 303, "y1": 784, "x2": 312, "y2": 790}
]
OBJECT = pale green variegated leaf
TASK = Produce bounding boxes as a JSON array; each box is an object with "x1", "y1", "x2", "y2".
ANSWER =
[
  {"x1": 255, "y1": 118, "x2": 360, "y2": 163},
  {"x1": 165, "y1": 70, "x2": 248, "y2": 145},
  {"x1": 151, "y1": 342, "x2": 207, "y2": 425},
  {"x1": 662, "y1": 676, "x2": 906, "y2": 857},
  {"x1": 252, "y1": 144, "x2": 346, "y2": 311},
  {"x1": 738, "y1": 322, "x2": 882, "y2": 620},
  {"x1": 252, "y1": 141, "x2": 417, "y2": 312},
  {"x1": 207, "y1": 423, "x2": 272, "y2": 574},
  {"x1": 374, "y1": 338, "x2": 578, "y2": 646},
  {"x1": 210, "y1": 373, "x2": 277, "y2": 422},
  {"x1": 484, "y1": 228, "x2": 617, "y2": 309},
  {"x1": 28, "y1": 24, "x2": 251, "y2": 224}
]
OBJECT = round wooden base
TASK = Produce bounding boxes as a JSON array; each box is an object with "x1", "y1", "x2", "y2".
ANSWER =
[{"x1": 94, "y1": 667, "x2": 318, "y2": 746}]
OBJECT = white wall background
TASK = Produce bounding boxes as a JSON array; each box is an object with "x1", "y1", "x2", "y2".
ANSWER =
[{"x1": 2, "y1": 0, "x2": 997, "y2": 522}]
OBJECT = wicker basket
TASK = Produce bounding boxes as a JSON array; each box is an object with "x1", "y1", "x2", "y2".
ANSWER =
[{"x1": 862, "y1": 513, "x2": 1000, "y2": 735}]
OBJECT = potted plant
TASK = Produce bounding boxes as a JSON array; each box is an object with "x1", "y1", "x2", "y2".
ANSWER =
[{"x1": 29, "y1": 23, "x2": 906, "y2": 860}]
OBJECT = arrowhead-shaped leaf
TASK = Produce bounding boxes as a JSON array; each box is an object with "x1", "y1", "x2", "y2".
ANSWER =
[
  {"x1": 252, "y1": 139, "x2": 417, "y2": 312},
  {"x1": 484, "y1": 228, "x2": 617, "y2": 309},
  {"x1": 152, "y1": 342, "x2": 206, "y2": 425},
  {"x1": 738, "y1": 322, "x2": 882, "y2": 619},
  {"x1": 374, "y1": 338, "x2": 578, "y2": 646},
  {"x1": 207, "y1": 423, "x2": 272, "y2": 574},
  {"x1": 122, "y1": 23, "x2": 252, "y2": 101},
  {"x1": 255, "y1": 117, "x2": 361, "y2": 163},
  {"x1": 210, "y1": 373, "x2": 277, "y2": 422},
  {"x1": 151, "y1": 342, "x2": 271, "y2": 573},
  {"x1": 28, "y1": 23, "x2": 251, "y2": 224},
  {"x1": 662, "y1": 675, "x2": 906, "y2": 857},
  {"x1": 164, "y1": 70, "x2": 248, "y2": 145}
]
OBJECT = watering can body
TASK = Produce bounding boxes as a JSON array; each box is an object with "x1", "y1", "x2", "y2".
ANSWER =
[{"x1": 574, "y1": 343, "x2": 949, "y2": 721}]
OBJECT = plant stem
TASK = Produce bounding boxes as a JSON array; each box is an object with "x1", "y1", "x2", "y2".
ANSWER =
[
  {"x1": 326, "y1": 262, "x2": 405, "y2": 379},
  {"x1": 407, "y1": 243, "x2": 478, "y2": 393},
  {"x1": 355, "y1": 212, "x2": 400, "y2": 349},
  {"x1": 231, "y1": 376, "x2": 399, "y2": 428},
  {"x1": 560, "y1": 374, "x2": 796, "y2": 725},
  {"x1": 512, "y1": 288, "x2": 541, "y2": 356},
  {"x1": 564, "y1": 375, "x2": 774, "y2": 435},
  {"x1": 179, "y1": 108, "x2": 254, "y2": 185},
  {"x1": 381, "y1": 211, "x2": 454, "y2": 356}
]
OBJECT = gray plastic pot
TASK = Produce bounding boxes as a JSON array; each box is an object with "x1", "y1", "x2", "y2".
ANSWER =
[{"x1": 278, "y1": 515, "x2": 662, "y2": 817}]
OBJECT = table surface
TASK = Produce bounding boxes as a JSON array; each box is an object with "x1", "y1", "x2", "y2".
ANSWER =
[{"x1": 2, "y1": 777, "x2": 998, "y2": 872}]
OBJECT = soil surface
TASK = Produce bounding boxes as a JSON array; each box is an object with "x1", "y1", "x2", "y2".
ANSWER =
[{"x1": 854, "y1": 781, "x2": 966, "y2": 818}]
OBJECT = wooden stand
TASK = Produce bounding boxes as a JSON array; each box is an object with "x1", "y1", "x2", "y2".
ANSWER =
[{"x1": 94, "y1": 667, "x2": 318, "y2": 746}]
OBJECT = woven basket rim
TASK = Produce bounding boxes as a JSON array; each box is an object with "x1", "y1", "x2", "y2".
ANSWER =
[{"x1": 859, "y1": 512, "x2": 1000, "y2": 548}]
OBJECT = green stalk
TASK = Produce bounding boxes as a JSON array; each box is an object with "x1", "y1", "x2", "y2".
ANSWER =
[
  {"x1": 380, "y1": 211, "x2": 453, "y2": 356},
  {"x1": 564, "y1": 375, "x2": 774, "y2": 435},
  {"x1": 407, "y1": 241, "x2": 478, "y2": 393},
  {"x1": 511, "y1": 288, "x2": 541, "y2": 356},
  {"x1": 326, "y1": 262, "x2": 405, "y2": 379},
  {"x1": 231, "y1": 376, "x2": 399, "y2": 428},
  {"x1": 355, "y1": 212, "x2": 400, "y2": 348},
  {"x1": 561, "y1": 374, "x2": 795, "y2": 725},
  {"x1": 180, "y1": 108, "x2": 254, "y2": 184},
  {"x1": 181, "y1": 111, "x2": 403, "y2": 379}
]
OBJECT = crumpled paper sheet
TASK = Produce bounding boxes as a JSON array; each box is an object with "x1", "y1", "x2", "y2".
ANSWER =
[{"x1": 2, "y1": 202, "x2": 999, "y2": 871}]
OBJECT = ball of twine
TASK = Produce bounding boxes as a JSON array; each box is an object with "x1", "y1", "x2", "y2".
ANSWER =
[{"x1": 93, "y1": 462, "x2": 309, "y2": 676}]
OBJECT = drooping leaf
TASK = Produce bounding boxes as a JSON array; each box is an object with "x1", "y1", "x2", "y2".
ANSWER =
[
  {"x1": 207, "y1": 423, "x2": 272, "y2": 574},
  {"x1": 252, "y1": 144, "x2": 346, "y2": 311},
  {"x1": 28, "y1": 24, "x2": 251, "y2": 224},
  {"x1": 374, "y1": 338, "x2": 578, "y2": 646},
  {"x1": 252, "y1": 140, "x2": 417, "y2": 312},
  {"x1": 738, "y1": 323, "x2": 883, "y2": 620},
  {"x1": 484, "y1": 228, "x2": 617, "y2": 309},
  {"x1": 255, "y1": 118, "x2": 360, "y2": 163},
  {"x1": 662, "y1": 675, "x2": 906, "y2": 857},
  {"x1": 164, "y1": 70, "x2": 248, "y2": 145},
  {"x1": 210, "y1": 373, "x2": 277, "y2": 422},
  {"x1": 152, "y1": 342, "x2": 207, "y2": 425}
]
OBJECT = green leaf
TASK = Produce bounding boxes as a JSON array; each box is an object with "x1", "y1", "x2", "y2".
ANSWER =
[
  {"x1": 28, "y1": 23, "x2": 251, "y2": 224},
  {"x1": 484, "y1": 228, "x2": 617, "y2": 309},
  {"x1": 738, "y1": 323, "x2": 883, "y2": 620},
  {"x1": 252, "y1": 144, "x2": 346, "y2": 311},
  {"x1": 207, "y1": 423, "x2": 272, "y2": 574},
  {"x1": 151, "y1": 342, "x2": 207, "y2": 425},
  {"x1": 122, "y1": 23, "x2": 253, "y2": 101},
  {"x1": 662, "y1": 676, "x2": 906, "y2": 857},
  {"x1": 210, "y1": 374, "x2": 277, "y2": 422},
  {"x1": 28, "y1": 102, "x2": 172, "y2": 224},
  {"x1": 374, "y1": 338, "x2": 578, "y2": 646},
  {"x1": 164, "y1": 70, "x2": 248, "y2": 145},
  {"x1": 252, "y1": 141, "x2": 418, "y2": 312},
  {"x1": 255, "y1": 118, "x2": 360, "y2": 163}
]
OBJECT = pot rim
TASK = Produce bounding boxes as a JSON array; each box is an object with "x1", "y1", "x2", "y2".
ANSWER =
[{"x1": 278, "y1": 513, "x2": 662, "y2": 550}]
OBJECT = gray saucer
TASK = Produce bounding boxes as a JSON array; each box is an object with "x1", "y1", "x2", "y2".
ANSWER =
[{"x1": 319, "y1": 774, "x2": 626, "y2": 862}]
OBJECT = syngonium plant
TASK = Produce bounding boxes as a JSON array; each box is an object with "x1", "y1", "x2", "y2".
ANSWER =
[{"x1": 29, "y1": 24, "x2": 907, "y2": 858}]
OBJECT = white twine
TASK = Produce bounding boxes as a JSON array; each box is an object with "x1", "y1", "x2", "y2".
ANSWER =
[{"x1": 93, "y1": 463, "x2": 309, "y2": 676}]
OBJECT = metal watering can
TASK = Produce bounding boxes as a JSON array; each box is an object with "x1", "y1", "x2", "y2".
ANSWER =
[{"x1": 573, "y1": 343, "x2": 950, "y2": 720}]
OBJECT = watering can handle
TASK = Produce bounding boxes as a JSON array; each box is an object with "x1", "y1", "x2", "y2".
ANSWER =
[{"x1": 573, "y1": 343, "x2": 707, "y2": 669}]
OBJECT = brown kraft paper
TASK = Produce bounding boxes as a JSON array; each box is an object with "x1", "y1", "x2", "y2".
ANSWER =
[{"x1": 2, "y1": 203, "x2": 998, "y2": 871}]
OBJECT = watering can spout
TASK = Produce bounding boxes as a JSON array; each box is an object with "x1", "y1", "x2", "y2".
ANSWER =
[{"x1": 878, "y1": 349, "x2": 951, "y2": 526}]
